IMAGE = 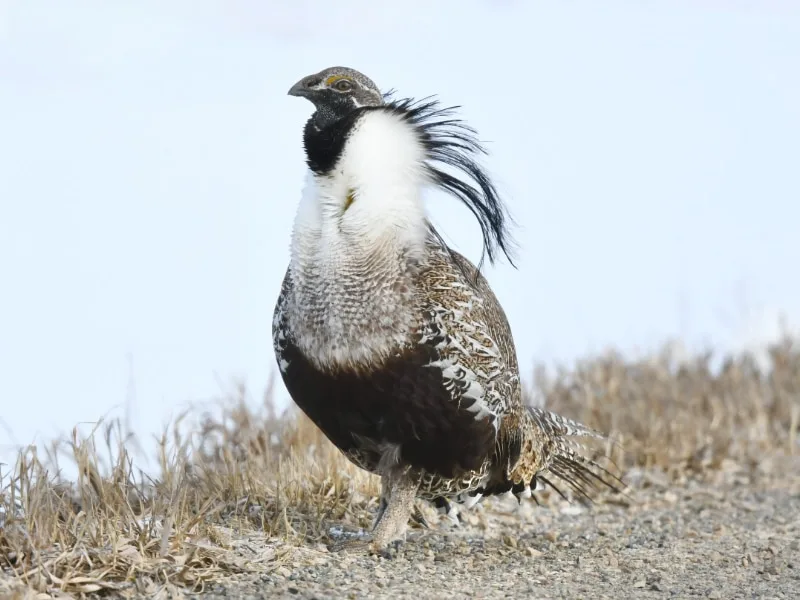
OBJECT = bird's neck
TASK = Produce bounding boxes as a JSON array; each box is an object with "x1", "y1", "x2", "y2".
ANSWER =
[
  {"x1": 292, "y1": 108, "x2": 431, "y2": 268},
  {"x1": 306, "y1": 99, "x2": 357, "y2": 133},
  {"x1": 287, "y1": 109, "x2": 432, "y2": 370}
]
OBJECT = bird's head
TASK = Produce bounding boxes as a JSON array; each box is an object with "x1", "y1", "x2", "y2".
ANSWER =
[
  {"x1": 287, "y1": 66, "x2": 517, "y2": 270},
  {"x1": 288, "y1": 66, "x2": 384, "y2": 128}
]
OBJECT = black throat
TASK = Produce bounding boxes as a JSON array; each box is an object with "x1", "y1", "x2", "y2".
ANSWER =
[{"x1": 302, "y1": 101, "x2": 370, "y2": 175}]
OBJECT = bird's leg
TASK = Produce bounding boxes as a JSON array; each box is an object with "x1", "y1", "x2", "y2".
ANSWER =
[
  {"x1": 369, "y1": 470, "x2": 418, "y2": 553},
  {"x1": 328, "y1": 470, "x2": 418, "y2": 555},
  {"x1": 375, "y1": 476, "x2": 431, "y2": 530},
  {"x1": 371, "y1": 481, "x2": 389, "y2": 531}
]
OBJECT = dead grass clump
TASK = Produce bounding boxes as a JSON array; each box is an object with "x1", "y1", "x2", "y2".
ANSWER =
[
  {"x1": 188, "y1": 383, "x2": 380, "y2": 540},
  {"x1": 1, "y1": 340, "x2": 798, "y2": 596},
  {"x1": 539, "y1": 336, "x2": 799, "y2": 474},
  {"x1": 0, "y1": 382, "x2": 379, "y2": 597},
  {"x1": 0, "y1": 420, "x2": 250, "y2": 596}
]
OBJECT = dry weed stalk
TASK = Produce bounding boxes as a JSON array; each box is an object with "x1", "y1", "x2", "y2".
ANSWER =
[
  {"x1": 542, "y1": 336, "x2": 798, "y2": 474},
  {"x1": 1, "y1": 339, "x2": 798, "y2": 596}
]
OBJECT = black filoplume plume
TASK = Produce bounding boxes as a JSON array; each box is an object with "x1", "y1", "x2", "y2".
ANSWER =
[{"x1": 301, "y1": 96, "x2": 517, "y2": 270}]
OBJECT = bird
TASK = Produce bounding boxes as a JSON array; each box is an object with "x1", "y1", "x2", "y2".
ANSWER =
[{"x1": 272, "y1": 66, "x2": 621, "y2": 554}]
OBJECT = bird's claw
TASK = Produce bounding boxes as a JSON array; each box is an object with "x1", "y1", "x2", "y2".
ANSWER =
[{"x1": 327, "y1": 537, "x2": 402, "y2": 559}]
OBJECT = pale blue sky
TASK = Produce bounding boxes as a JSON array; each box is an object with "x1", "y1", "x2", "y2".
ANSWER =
[{"x1": 1, "y1": 1, "x2": 799, "y2": 469}]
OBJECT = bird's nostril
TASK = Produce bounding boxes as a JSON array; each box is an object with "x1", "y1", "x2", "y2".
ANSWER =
[{"x1": 305, "y1": 78, "x2": 320, "y2": 88}]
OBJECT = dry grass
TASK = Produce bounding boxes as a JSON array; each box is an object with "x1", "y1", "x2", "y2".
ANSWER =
[
  {"x1": 542, "y1": 336, "x2": 799, "y2": 473},
  {"x1": 1, "y1": 338, "x2": 798, "y2": 597}
]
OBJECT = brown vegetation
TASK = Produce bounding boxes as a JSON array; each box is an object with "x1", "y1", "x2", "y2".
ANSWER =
[{"x1": 1, "y1": 338, "x2": 798, "y2": 597}]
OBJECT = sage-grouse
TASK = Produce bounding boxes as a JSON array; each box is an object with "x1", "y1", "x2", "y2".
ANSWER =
[{"x1": 273, "y1": 66, "x2": 619, "y2": 553}]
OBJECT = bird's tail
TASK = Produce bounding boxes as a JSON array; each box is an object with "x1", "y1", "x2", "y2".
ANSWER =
[
  {"x1": 500, "y1": 406, "x2": 625, "y2": 505},
  {"x1": 425, "y1": 407, "x2": 625, "y2": 524}
]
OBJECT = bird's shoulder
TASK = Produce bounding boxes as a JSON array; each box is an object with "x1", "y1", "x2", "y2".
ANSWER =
[{"x1": 412, "y1": 244, "x2": 522, "y2": 416}]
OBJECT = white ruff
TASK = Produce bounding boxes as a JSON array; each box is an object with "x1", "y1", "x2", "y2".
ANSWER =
[{"x1": 288, "y1": 110, "x2": 431, "y2": 371}]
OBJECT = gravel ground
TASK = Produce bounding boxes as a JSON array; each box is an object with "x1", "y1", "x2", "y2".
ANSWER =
[
  {"x1": 4, "y1": 460, "x2": 798, "y2": 599},
  {"x1": 179, "y1": 459, "x2": 800, "y2": 600}
]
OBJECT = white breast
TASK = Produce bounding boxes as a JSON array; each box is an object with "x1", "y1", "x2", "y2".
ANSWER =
[{"x1": 287, "y1": 110, "x2": 433, "y2": 372}]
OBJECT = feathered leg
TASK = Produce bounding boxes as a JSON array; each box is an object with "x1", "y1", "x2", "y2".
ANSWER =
[
  {"x1": 329, "y1": 470, "x2": 418, "y2": 555},
  {"x1": 373, "y1": 492, "x2": 388, "y2": 531},
  {"x1": 369, "y1": 470, "x2": 418, "y2": 552},
  {"x1": 375, "y1": 478, "x2": 432, "y2": 530}
]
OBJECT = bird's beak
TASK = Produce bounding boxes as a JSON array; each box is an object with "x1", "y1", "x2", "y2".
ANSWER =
[
  {"x1": 288, "y1": 76, "x2": 316, "y2": 99},
  {"x1": 288, "y1": 80, "x2": 307, "y2": 98}
]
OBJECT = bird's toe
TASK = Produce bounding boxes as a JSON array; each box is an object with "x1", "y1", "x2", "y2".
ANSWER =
[
  {"x1": 327, "y1": 538, "x2": 371, "y2": 554},
  {"x1": 368, "y1": 538, "x2": 404, "y2": 559}
]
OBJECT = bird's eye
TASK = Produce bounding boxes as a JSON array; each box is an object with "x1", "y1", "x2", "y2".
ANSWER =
[{"x1": 332, "y1": 79, "x2": 353, "y2": 92}]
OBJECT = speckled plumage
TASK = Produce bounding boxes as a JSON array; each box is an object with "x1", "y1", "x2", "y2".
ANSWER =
[{"x1": 274, "y1": 67, "x2": 621, "y2": 553}]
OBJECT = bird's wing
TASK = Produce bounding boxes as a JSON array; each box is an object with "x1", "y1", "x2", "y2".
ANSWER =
[{"x1": 416, "y1": 244, "x2": 522, "y2": 423}]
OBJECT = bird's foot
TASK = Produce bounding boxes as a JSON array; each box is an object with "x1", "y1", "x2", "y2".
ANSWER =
[
  {"x1": 327, "y1": 537, "x2": 403, "y2": 559},
  {"x1": 327, "y1": 538, "x2": 370, "y2": 554}
]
